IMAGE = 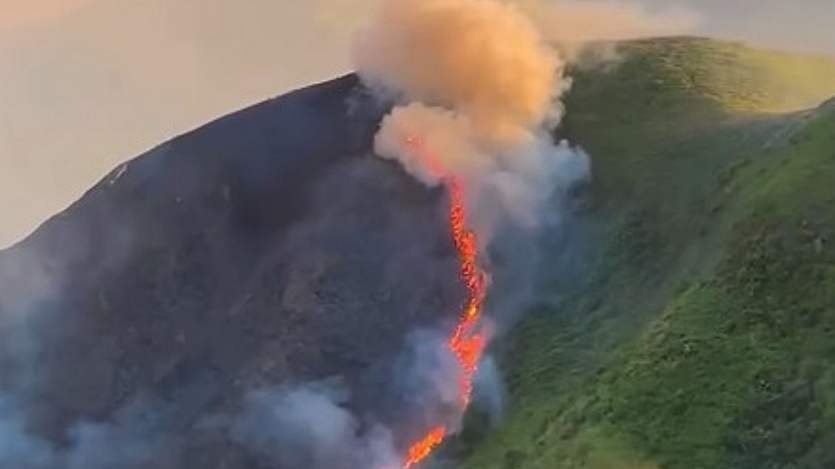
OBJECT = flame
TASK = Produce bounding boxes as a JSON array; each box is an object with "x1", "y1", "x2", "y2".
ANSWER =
[
  {"x1": 399, "y1": 136, "x2": 489, "y2": 469},
  {"x1": 403, "y1": 426, "x2": 447, "y2": 468}
]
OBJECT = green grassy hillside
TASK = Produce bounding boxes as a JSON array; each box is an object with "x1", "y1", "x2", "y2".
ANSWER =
[{"x1": 458, "y1": 37, "x2": 835, "y2": 469}]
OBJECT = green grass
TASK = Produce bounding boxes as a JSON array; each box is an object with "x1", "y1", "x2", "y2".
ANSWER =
[{"x1": 455, "y1": 37, "x2": 835, "y2": 469}]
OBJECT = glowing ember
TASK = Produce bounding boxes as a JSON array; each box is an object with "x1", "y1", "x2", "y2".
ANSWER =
[{"x1": 398, "y1": 136, "x2": 489, "y2": 468}]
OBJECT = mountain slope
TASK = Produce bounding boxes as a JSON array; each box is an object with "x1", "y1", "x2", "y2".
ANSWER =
[
  {"x1": 0, "y1": 74, "x2": 468, "y2": 468},
  {"x1": 459, "y1": 37, "x2": 835, "y2": 469},
  {"x1": 1, "y1": 35, "x2": 833, "y2": 469}
]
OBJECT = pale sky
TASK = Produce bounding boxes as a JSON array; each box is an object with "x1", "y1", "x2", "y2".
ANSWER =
[
  {"x1": 0, "y1": 0, "x2": 371, "y2": 248},
  {"x1": 1, "y1": 0, "x2": 834, "y2": 248}
]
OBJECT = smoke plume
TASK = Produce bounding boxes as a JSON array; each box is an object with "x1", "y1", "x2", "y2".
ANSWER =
[
  {"x1": 0, "y1": 393, "x2": 178, "y2": 469},
  {"x1": 233, "y1": 386, "x2": 399, "y2": 469},
  {"x1": 354, "y1": 0, "x2": 590, "y2": 262},
  {"x1": 354, "y1": 0, "x2": 564, "y2": 142},
  {"x1": 353, "y1": 6, "x2": 592, "y2": 321}
]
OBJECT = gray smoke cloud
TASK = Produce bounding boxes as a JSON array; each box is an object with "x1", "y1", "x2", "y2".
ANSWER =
[
  {"x1": 227, "y1": 327, "x2": 506, "y2": 469},
  {"x1": 0, "y1": 395, "x2": 55, "y2": 469},
  {"x1": 231, "y1": 329, "x2": 468, "y2": 469},
  {"x1": 233, "y1": 386, "x2": 399, "y2": 469},
  {"x1": 0, "y1": 394, "x2": 178, "y2": 469},
  {"x1": 0, "y1": 209, "x2": 167, "y2": 469},
  {"x1": 471, "y1": 355, "x2": 504, "y2": 427}
]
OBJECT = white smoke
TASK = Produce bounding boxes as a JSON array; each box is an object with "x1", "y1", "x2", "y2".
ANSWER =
[{"x1": 355, "y1": 0, "x2": 590, "y2": 242}]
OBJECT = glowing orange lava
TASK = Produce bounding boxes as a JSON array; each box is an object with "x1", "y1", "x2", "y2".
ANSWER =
[{"x1": 399, "y1": 137, "x2": 489, "y2": 469}]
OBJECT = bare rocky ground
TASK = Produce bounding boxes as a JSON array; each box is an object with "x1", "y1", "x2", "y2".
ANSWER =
[{"x1": 0, "y1": 74, "x2": 468, "y2": 468}]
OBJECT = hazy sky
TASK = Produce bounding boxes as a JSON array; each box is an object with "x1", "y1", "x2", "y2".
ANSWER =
[{"x1": 1, "y1": 0, "x2": 834, "y2": 248}]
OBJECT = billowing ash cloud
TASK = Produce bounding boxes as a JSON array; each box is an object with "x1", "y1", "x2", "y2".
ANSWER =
[
  {"x1": 354, "y1": 0, "x2": 589, "y2": 239},
  {"x1": 354, "y1": 0, "x2": 564, "y2": 142},
  {"x1": 354, "y1": 0, "x2": 590, "y2": 315}
]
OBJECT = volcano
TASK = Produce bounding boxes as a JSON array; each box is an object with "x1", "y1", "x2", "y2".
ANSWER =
[{"x1": 0, "y1": 74, "x2": 479, "y2": 468}]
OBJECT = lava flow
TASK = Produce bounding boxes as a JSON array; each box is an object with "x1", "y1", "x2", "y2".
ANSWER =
[{"x1": 399, "y1": 136, "x2": 489, "y2": 469}]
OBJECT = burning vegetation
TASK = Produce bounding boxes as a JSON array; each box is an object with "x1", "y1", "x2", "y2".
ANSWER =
[{"x1": 398, "y1": 144, "x2": 488, "y2": 468}]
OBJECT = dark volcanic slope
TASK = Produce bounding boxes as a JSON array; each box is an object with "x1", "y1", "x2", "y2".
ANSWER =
[{"x1": 0, "y1": 74, "x2": 465, "y2": 467}]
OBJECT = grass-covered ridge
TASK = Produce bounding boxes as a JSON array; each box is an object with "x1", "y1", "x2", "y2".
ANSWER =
[{"x1": 457, "y1": 37, "x2": 835, "y2": 469}]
